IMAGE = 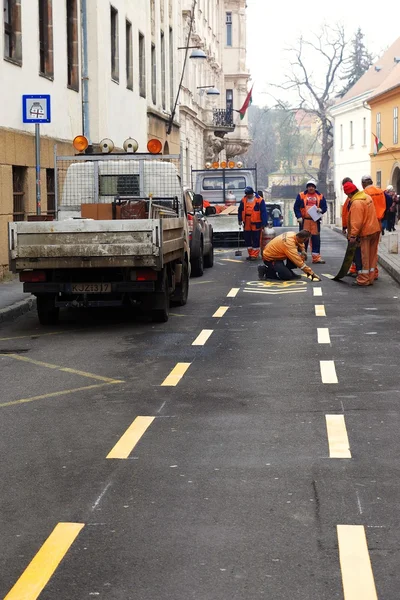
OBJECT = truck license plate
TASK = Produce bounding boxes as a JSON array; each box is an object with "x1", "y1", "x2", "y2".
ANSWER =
[{"x1": 71, "y1": 283, "x2": 111, "y2": 293}]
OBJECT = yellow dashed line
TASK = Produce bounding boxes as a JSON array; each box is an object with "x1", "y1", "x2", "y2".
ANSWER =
[
  {"x1": 161, "y1": 362, "x2": 191, "y2": 386},
  {"x1": 192, "y1": 329, "x2": 213, "y2": 346},
  {"x1": 337, "y1": 525, "x2": 378, "y2": 599},
  {"x1": 213, "y1": 306, "x2": 229, "y2": 318},
  {"x1": 107, "y1": 416, "x2": 155, "y2": 459},
  {"x1": 325, "y1": 415, "x2": 351, "y2": 458},
  {"x1": 4, "y1": 522, "x2": 84, "y2": 600}
]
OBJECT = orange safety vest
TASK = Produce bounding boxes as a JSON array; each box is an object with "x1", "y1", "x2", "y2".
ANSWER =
[
  {"x1": 364, "y1": 185, "x2": 386, "y2": 220},
  {"x1": 299, "y1": 192, "x2": 323, "y2": 219},
  {"x1": 242, "y1": 197, "x2": 263, "y2": 231}
]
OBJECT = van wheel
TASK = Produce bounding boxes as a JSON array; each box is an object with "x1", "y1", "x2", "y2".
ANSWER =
[
  {"x1": 171, "y1": 260, "x2": 189, "y2": 306},
  {"x1": 204, "y1": 243, "x2": 214, "y2": 268},
  {"x1": 191, "y1": 242, "x2": 204, "y2": 277},
  {"x1": 152, "y1": 270, "x2": 170, "y2": 322},
  {"x1": 37, "y1": 295, "x2": 59, "y2": 326}
]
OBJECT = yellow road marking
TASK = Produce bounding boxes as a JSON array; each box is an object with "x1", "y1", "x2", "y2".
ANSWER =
[
  {"x1": 213, "y1": 306, "x2": 229, "y2": 318},
  {"x1": 0, "y1": 331, "x2": 67, "y2": 342},
  {"x1": 313, "y1": 287, "x2": 323, "y2": 296},
  {"x1": 169, "y1": 312, "x2": 186, "y2": 317},
  {"x1": 243, "y1": 288, "x2": 307, "y2": 295},
  {"x1": 192, "y1": 329, "x2": 213, "y2": 346},
  {"x1": 190, "y1": 280, "x2": 214, "y2": 285},
  {"x1": 337, "y1": 525, "x2": 378, "y2": 600},
  {"x1": 4, "y1": 522, "x2": 84, "y2": 600},
  {"x1": 322, "y1": 273, "x2": 334, "y2": 279},
  {"x1": 220, "y1": 258, "x2": 243, "y2": 263},
  {"x1": 325, "y1": 415, "x2": 351, "y2": 458},
  {"x1": 320, "y1": 360, "x2": 338, "y2": 384},
  {"x1": 0, "y1": 381, "x2": 122, "y2": 409},
  {"x1": 227, "y1": 287, "x2": 240, "y2": 297},
  {"x1": 161, "y1": 362, "x2": 191, "y2": 386},
  {"x1": 0, "y1": 353, "x2": 118, "y2": 383},
  {"x1": 317, "y1": 328, "x2": 331, "y2": 344},
  {"x1": 107, "y1": 416, "x2": 155, "y2": 459},
  {"x1": 315, "y1": 305, "x2": 326, "y2": 316}
]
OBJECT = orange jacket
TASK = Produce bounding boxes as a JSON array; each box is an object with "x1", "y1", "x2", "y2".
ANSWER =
[
  {"x1": 262, "y1": 232, "x2": 305, "y2": 268},
  {"x1": 342, "y1": 197, "x2": 350, "y2": 228},
  {"x1": 364, "y1": 185, "x2": 386, "y2": 220},
  {"x1": 348, "y1": 191, "x2": 381, "y2": 238},
  {"x1": 239, "y1": 197, "x2": 267, "y2": 231},
  {"x1": 298, "y1": 191, "x2": 323, "y2": 219}
]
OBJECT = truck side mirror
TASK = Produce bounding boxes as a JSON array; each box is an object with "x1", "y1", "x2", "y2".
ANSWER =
[{"x1": 193, "y1": 194, "x2": 204, "y2": 209}]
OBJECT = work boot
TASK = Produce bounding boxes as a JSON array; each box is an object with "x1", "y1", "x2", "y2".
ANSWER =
[
  {"x1": 312, "y1": 258, "x2": 326, "y2": 264},
  {"x1": 258, "y1": 265, "x2": 267, "y2": 280}
]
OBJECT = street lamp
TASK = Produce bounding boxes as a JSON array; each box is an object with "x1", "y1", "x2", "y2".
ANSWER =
[{"x1": 197, "y1": 86, "x2": 221, "y2": 96}]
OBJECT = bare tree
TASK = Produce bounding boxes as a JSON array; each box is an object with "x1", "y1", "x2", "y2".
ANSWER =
[{"x1": 275, "y1": 24, "x2": 346, "y2": 192}]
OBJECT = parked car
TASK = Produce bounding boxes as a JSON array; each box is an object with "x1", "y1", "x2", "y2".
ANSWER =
[{"x1": 184, "y1": 189, "x2": 214, "y2": 277}]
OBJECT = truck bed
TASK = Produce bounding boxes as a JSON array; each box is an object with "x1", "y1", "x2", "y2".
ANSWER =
[{"x1": 9, "y1": 218, "x2": 185, "y2": 270}]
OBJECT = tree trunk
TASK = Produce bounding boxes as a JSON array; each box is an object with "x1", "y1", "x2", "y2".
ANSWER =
[{"x1": 317, "y1": 118, "x2": 333, "y2": 195}]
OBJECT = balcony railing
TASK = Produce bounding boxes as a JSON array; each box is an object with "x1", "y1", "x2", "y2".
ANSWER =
[{"x1": 213, "y1": 108, "x2": 234, "y2": 128}]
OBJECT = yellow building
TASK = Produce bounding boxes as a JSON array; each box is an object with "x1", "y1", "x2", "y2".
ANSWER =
[{"x1": 368, "y1": 63, "x2": 400, "y2": 191}]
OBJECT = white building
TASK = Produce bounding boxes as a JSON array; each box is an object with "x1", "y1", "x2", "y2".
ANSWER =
[{"x1": 331, "y1": 37, "x2": 400, "y2": 225}]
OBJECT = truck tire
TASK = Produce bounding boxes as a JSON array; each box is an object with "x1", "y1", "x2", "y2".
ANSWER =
[
  {"x1": 37, "y1": 295, "x2": 59, "y2": 326},
  {"x1": 204, "y1": 242, "x2": 214, "y2": 268},
  {"x1": 152, "y1": 270, "x2": 170, "y2": 323},
  {"x1": 171, "y1": 259, "x2": 189, "y2": 306},
  {"x1": 191, "y1": 241, "x2": 204, "y2": 277}
]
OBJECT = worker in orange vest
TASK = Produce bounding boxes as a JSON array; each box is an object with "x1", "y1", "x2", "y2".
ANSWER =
[
  {"x1": 294, "y1": 180, "x2": 327, "y2": 263},
  {"x1": 238, "y1": 187, "x2": 268, "y2": 260},
  {"x1": 259, "y1": 230, "x2": 313, "y2": 280},
  {"x1": 342, "y1": 177, "x2": 360, "y2": 276},
  {"x1": 343, "y1": 181, "x2": 381, "y2": 287},
  {"x1": 361, "y1": 175, "x2": 387, "y2": 279}
]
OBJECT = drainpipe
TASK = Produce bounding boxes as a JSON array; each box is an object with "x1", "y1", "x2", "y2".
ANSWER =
[{"x1": 81, "y1": 0, "x2": 90, "y2": 142}]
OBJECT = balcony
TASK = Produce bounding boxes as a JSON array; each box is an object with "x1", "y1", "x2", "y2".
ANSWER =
[{"x1": 212, "y1": 109, "x2": 235, "y2": 134}]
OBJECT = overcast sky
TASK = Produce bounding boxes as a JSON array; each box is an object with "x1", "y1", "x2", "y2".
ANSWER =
[{"x1": 246, "y1": 0, "x2": 399, "y2": 107}]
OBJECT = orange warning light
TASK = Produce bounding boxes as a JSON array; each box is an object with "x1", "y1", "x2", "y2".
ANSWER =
[
  {"x1": 147, "y1": 138, "x2": 163, "y2": 154},
  {"x1": 73, "y1": 135, "x2": 89, "y2": 153}
]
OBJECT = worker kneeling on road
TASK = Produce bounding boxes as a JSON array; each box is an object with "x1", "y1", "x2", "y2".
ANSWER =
[
  {"x1": 343, "y1": 182, "x2": 381, "y2": 287},
  {"x1": 238, "y1": 187, "x2": 268, "y2": 261},
  {"x1": 258, "y1": 230, "x2": 313, "y2": 280}
]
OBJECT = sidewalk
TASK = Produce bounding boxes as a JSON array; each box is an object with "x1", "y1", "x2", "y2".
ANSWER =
[{"x1": 0, "y1": 277, "x2": 36, "y2": 324}]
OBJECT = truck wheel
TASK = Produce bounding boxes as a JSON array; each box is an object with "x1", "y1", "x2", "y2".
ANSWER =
[
  {"x1": 191, "y1": 242, "x2": 204, "y2": 277},
  {"x1": 171, "y1": 260, "x2": 189, "y2": 306},
  {"x1": 152, "y1": 270, "x2": 170, "y2": 322},
  {"x1": 37, "y1": 295, "x2": 59, "y2": 326},
  {"x1": 204, "y1": 243, "x2": 214, "y2": 268}
]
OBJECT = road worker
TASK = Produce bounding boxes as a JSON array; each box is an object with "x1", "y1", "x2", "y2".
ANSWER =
[
  {"x1": 294, "y1": 179, "x2": 327, "y2": 264},
  {"x1": 238, "y1": 186, "x2": 268, "y2": 260},
  {"x1": 341, "y1": 177, "x2": 360, "y2": 276},
  {"x1": 258, "y1": 230, "x2": 314, "y2": 280},
  {"x1": 343, "y1": 181, "x2": 381, "y2": 287},
  {"x1": 361, "y1": 175, "x2": 387, "y2": 279}
]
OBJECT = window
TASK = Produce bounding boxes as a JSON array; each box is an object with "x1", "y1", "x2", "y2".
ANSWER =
[
  {"x1": 376, "y1": 171, "x2": 382, "y2": 188},
  {"x1": 39, "y1": 0, "x2": 53, "y2": 78},
  {"x1": 139, "y1": 32, "x2": 146, "y2": 98},
  {"x1": 394, "y1": 107, "x2": 398, "y2": 145},
  {"x1": 363, "y1": 117, "x2": 367, "y2": 146},
  {"x1": 169, "y1": 28, "x2": 174, "y2": 110},
  {"x1": 12, "y1": 166, "x2": 26, "y2": 221},
  {"x1": 126, "y1": 20, "x2": 133, "y2": 90},
  {"x1": 226, "y1": 89, "x2": 233, "y2": 119},
  {"x1": 4, "y1": 0, "x2": 22, "y2": 64},
  {"x1": 308, "y1": 159, "x2": 313, "y2": 166},
  {"x1": 340, "y1": 124, "x2": 343, "y2": 150},
  {"x1": 226, "y1": 12, "x2": 232, "y2": 46},
  {"x1": 376, "y1": 112, "x2": 381, "y2": 139},
  {"x1": 350, "y1": 121, "x2": 354, "y2": 147},
  {"x1": 110, "y1": 6, "x2": 119, "y2": 82},
  {"x1": 66, "y1": 0, "x2": 79, "y2": 90},
  {"x1": 151, "y1": 43, "x2": 156, "y2": 105},
  {"x1": 203, "y1": 176, "x2": 246, "y2": 190},
  {"x1": 99, "y1": 174, "x2": 140, "y2": 197},
  {"x1": 161, "y1": 31, "x2": 166, "y2": 109},
  {"x1": 46, "y1": 169, "x2": 55, "y2": 216}
]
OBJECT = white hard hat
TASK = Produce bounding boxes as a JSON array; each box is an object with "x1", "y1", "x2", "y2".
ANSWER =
[
  {"x1": 361, "y1": 174, "x2": 372, "y2": 182},
  {"x1": 387, "y1": 185, "x2": 394, "y2": 191},
  {"x1": 306, "y1": 179, "x2": 317, "y2": 187}
]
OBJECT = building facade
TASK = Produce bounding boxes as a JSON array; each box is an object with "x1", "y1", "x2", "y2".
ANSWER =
[{"x1": 331, "y1": 37, "x2": 400, "y2": 225}]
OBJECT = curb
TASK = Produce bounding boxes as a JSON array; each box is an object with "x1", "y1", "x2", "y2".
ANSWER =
[
  {"x1": 0, "y1": 297, "x2": 36, "y2": 324},
  {"x1": 331, "y1": 226, "x2": 400, "y2": 285}
]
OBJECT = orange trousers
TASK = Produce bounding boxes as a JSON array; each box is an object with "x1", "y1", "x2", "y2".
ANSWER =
[{"x1": 356, "y1": 232, "x2": 380, "y2": 286}]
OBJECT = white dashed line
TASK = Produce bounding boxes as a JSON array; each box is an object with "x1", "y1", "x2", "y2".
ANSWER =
[
  {"x1": 315, "y1": 305, "x2": 326, "y2": 316},
  {"x1": 320, "y1": 360, "x2": 338, "y2": 384},
  {"x1": 337, "y1": 525, "x2": 378, "y2": 600},
  {"x1": 313, "y1": 287, "x2": 323, "y2": 296},
  {"x1": 227, "y1": 288, "x2": 240, "y2": 298},
  {"x1": 213, "y1": 306, "x2": 229, "y2": 318},
  {"x1": 325, "y1": 415, "x2": 351, "y2": 458},
  {"x1": 317, "y1": 328, "x2": 331, "y2": 344},
  {"x1": 192, "y1": 329, "x2": 214, "y2": 346}
]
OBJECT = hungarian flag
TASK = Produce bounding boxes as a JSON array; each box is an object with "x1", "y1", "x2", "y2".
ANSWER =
[
  {"x1": 373, "y1": 133, "x2": 383, "y2": 155},
  {"x1": 238, "y1": 85, "x2": 253, "y2": 120}
]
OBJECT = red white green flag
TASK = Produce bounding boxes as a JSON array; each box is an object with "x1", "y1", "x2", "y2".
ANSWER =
[
  {"x1": 238, "y1": 85, "x2": 253, "y2": 120},
  {"x1": 373, "y1": 133, "x2": 384, "y2": 155}
]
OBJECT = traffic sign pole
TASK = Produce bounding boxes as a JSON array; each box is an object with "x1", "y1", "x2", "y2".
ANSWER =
[{"x1": 35, "y1": 124, "x2": 41, "y2": 215}]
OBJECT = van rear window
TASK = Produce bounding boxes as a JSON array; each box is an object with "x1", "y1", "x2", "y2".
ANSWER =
[
  {"x1": 99, "y1": 174, "x2": 140, "y2": 197},
  {"x1": 202, "y1": 176, "x2": 246, "y2": 191}
]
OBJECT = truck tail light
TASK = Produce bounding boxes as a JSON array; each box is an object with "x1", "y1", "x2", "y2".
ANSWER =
[
  {"x1": 135, "y1": 270, "x2": 158, "y2": 282},
  {"x1": 20, "y1": 271, "x2": 46, "y2": 283},
  {"x1": 187, "y1": 214, "x2": 194, "y2": 239}
]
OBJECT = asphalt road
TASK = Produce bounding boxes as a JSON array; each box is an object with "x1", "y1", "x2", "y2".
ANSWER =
[{"x1": 1, "y1": 227, "x2": 400, "y2": 599}]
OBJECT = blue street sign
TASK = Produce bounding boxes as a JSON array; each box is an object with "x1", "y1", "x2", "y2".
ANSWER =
[{"x1": 22, "y1": 95, "x2": 51, "y2": 123}]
